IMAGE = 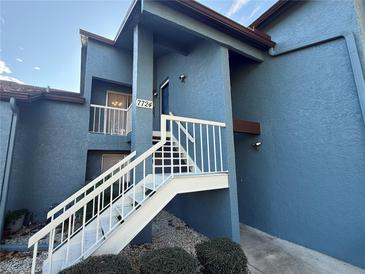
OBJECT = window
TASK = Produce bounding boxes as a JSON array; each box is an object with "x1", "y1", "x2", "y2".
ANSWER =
[
  {"x1": 101, "y1": 154, "x2": 127, "y2": 172},
  {"x1": 106, "y1": 91, "x2": 131, "y2": 109},
  {"x1": 106, "y1": 91, "x2": 132, "y2": 135}
]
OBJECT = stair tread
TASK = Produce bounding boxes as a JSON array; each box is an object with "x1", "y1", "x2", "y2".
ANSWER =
[
  {"x1": 100, "y1": 215, "x2": 120, "y2": 234},
  {"x1": 115, "y1": 204, "x2": 134, "y2": 219},
  {"x1": 144, "y1": 174, "x2": 170, "y2": 190}
]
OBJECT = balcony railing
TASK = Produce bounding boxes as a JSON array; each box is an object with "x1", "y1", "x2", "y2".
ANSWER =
[{"x1": 90, "y1": 104, "x2": 132, "y2": 136}]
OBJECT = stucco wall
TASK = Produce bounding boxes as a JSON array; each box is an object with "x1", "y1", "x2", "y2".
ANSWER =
[
  {"x1": 90, "y1": 79, "x2": 131, "y2": 106},
  {"x1": 7, "y1": 100, "x2": 89, "y2": 220},
  {"x1": 6, "y1": 40, "x2": 134, "y2": 222},
  {"x1": 156, "y1": 40, "x2": 240, "y2": 241},
  {"x1": 232, "y1": 0, "x2": 365, "y2": 268},
  {"x1": 83, "y1": 40, "x2": 133, "y2": 102}
]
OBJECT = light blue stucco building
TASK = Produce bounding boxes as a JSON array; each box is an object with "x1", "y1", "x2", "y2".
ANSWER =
[{"x1": 1, "y1": 0, "x2": 364, "y2": 270}]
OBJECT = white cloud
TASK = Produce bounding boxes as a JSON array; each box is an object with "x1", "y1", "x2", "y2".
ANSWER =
[
  {"x1": 0, "y1": 75, "x2": 24, "y2": 84},
  {"x1": 227, "y1": 0, "x2": 250, "y2": 17},
  {"x1": 0, "y1": 60, "x2": 12, "y2": 74},
  {"x1": 19, "y1": 46, "x2": 24, "y2": 51},
  {"x1": 16, "y1": 58, "x2": 23, "y2": 62},
  {"x1": 248, "y1": 5, "x2": 261, "y2": 19},
  {"x1": 33, "y1": 66, "x2": 41, "y2": 70}
]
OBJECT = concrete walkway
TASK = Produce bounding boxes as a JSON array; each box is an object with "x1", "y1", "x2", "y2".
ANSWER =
[{"x1": 240, "y1": 224, "x2": 365, "y2": 274}]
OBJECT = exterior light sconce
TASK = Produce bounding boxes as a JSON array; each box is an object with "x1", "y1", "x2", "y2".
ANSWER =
[
  {"x1": 179, "y1": 74, "x2": 186, "y2": 82},
  {"x1": 251, "y1": 141, "x2": 262, "y2": 151},
  {"x1": 153, "y1": 90, "x2": 158, "y2": 97}
]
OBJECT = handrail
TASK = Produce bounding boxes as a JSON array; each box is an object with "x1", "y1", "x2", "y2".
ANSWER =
[
  {"x1": 46, "y1": 151, "x2": 136, "y2": 219},
  {"x1": 90, "y1": 104, "x2": 129, "y2": 112},
  {"x1": 169, "y1": 112, "x2": 195, "y2": 143},
  {"x1": 28, "y1": 116, "x2": 168, "y2": 248},
  {"x1": 167, "y1": 114, "x2": 225, "y2": 127},
  {"x1": 28, "y1": 113, "x2": 226, "y2": 254}
]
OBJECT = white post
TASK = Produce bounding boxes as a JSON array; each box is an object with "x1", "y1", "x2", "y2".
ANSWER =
[
  {"x1": 178, "y1": 122, "x2": 181, "y2": 173},
  {"x1": 65, "y1": 218, "x2": 71, "y2": 267},
  {"x1": 219, "y1": 126, "x2": 223, "y2": 171},
  {"x1": 133, "y1": 169, "x2": 136, "y2": 209},
  {"x1": 170, "y1": 120, "x2": 173, "y2": 175},
  {"x1": 206, "y1": 125, "x2": 210, "y2": 172},
  {"x1": 96, "y1": 194, "x2": 100, "y2": 242},
  {"x1": 200, "y1": 124, "x2": 204, "y2": 172},
  {"x1": 109, "y1": 184, "x2": 113, "y2": 231},
  {"x1": 81, "y1": 205, "x2": 86, "y2": 256},
  {"x1": 193, "y1": 123, "x2": 196, "y2": 173},
  {"x1": 143, "y1": 159, "x2": 146, "y2": 199},
  {"x1": 186, "y1": 122, "x2": 189, "y2": 173},
  {"x1": 213, "y1": 126, "x2": 217, "y2": 172},
  {"x1": 31, "y1": 242, "x2": 38, "y2": 274}
]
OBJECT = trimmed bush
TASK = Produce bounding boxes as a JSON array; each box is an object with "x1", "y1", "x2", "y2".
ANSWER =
[
  {"x1": 140, "y1": 247, "x2": 199, "y2": 274},
  {"x1": 59, "y1": 254, "x2": 134, "y2": 274},
  {"x1": 195, "y1": 238, "x2": 248, "y2": 274}
]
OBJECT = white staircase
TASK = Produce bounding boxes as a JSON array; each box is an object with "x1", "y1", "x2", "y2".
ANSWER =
[{"x1": 28, "y1": 114, "x2": 228, "y2": 274}]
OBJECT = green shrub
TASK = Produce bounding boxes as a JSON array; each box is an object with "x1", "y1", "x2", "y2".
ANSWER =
[
  {"x1": 59, "y1": 254, "x2": 134, "y2": 274},
  {"x1": 140, "y1": 247, "x2": 199, "y2": 274},
  {"x1": 195, "y1": 238, "x2": 248, "y2": 274}
]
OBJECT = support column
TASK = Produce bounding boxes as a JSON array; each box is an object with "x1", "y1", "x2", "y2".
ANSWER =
[
  {"x1": 131, "y1": 25, "x2": 154, "y2": 155},
  {"x1": 131, "y1": 25, "x2": 154, "y2": 244}
]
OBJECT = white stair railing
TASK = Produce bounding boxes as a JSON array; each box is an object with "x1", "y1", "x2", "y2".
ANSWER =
[
  {"x1": 28, "y1": 114, "x2": 226, "y2": 274},
  {"x1": 90, "y1": 104, "x2": 132, "y2": 136},
  {"x1": 46, "y1": 152, "x2": 136, "y2": 221}
]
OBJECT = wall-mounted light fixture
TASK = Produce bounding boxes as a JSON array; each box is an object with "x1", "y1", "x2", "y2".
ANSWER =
[
  {"x1": 251, "y1": 141, "x2": 262, "y2": 151},
  {"x1": 179, "y1": 74, "x2": 186, "y2": 82},
  {"x1": 153, "y1": 89, "x2": 158, "y2": 97}
]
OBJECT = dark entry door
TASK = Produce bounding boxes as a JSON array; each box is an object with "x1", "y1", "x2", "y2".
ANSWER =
[{"x1": 161, "y1": 82, "x2": 169, "y2": 115}]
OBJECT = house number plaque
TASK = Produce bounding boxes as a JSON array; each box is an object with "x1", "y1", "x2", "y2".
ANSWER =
[{"x1": 136, "y1": 99, "x2": 153, "y2": 109}]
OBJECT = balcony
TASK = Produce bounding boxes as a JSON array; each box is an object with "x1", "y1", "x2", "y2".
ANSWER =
[{"x1": 89, "y1": 104, "x2": 132, "y2": 136}]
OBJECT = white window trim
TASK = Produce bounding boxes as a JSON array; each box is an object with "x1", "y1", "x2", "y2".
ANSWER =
[{"x1": 159, "y1": 79, "x2": 169, "y2": 117}]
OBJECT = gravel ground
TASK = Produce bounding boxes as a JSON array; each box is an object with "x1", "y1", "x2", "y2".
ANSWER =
[
  {"x1": 0, "y1": 251, "x2": 47, "y2": 274},
  {"x1": 3, "y1": 224, "x2": 48, "y2": 245},
  {"x1": 0, "y1": 210, "x2": 208, "y2": 274},
  {"x1": 121, "y1": 210, "x2": 208, "y2": 272}
]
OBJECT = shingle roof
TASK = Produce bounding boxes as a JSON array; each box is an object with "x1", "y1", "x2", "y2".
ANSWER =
[{"x1": 0, "y1": 80, "x2": 85, "y2": 104}]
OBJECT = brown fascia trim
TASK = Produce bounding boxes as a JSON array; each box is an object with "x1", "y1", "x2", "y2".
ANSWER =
[
  {"x1": 164, "y1": 0, "x2": 275, "y2": 49},
  {"x1": 233, "y1": 119, "x2": 261, "y2": 135},
  {"x1": 79, "y1": 29, "x2": 115, "y2": 46},
  {"x1": 0, "y1": 86, "x2": 85, "y2": 104},
  {"x1": 249, "y1": 0, "x2": 294, "y2": 30},
  {"x1": 43, "y1": 92, "x2": 85, "y2": 104}
]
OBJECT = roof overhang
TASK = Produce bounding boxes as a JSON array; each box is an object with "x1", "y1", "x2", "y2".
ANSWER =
[
  {"x1": 249, "y1": 0, "x2": 296, "y2": 30},
  {"x1": 0, "y1": 81, "x2": 85, "y2": 104},
  {"x1": 80, "y1": 0, "x2": 276, "y2": 62}
]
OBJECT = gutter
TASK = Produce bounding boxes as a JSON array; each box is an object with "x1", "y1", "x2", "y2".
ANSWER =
[
  {"x1": 269, "y1": 32, "x2": 365, "y2": 126},
  {"x1": 0, "y1": 98, "x2": 19, "y2": 240}
]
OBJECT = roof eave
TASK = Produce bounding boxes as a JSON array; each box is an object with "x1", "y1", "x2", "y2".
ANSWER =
[{"x1": 249, "y1": 0, "x2": 295, "y2": 30}]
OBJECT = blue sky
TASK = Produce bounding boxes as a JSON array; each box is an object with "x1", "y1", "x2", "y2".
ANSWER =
[{"x1": 0, "y1": 0, "x2": 275, "y2": 92}]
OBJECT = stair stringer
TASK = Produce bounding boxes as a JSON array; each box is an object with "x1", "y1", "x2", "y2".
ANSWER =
[{"x1": 92, "y1": 173, "x2": 229, "y2": 255}]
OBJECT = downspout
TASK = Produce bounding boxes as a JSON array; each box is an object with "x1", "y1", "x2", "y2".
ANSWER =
[
  {"x1": 0, "y1": 97, "x2": 19, "y2": 240},
  {"x1": 268, "y1": 32, "x2": 365, "y2": 125}
]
